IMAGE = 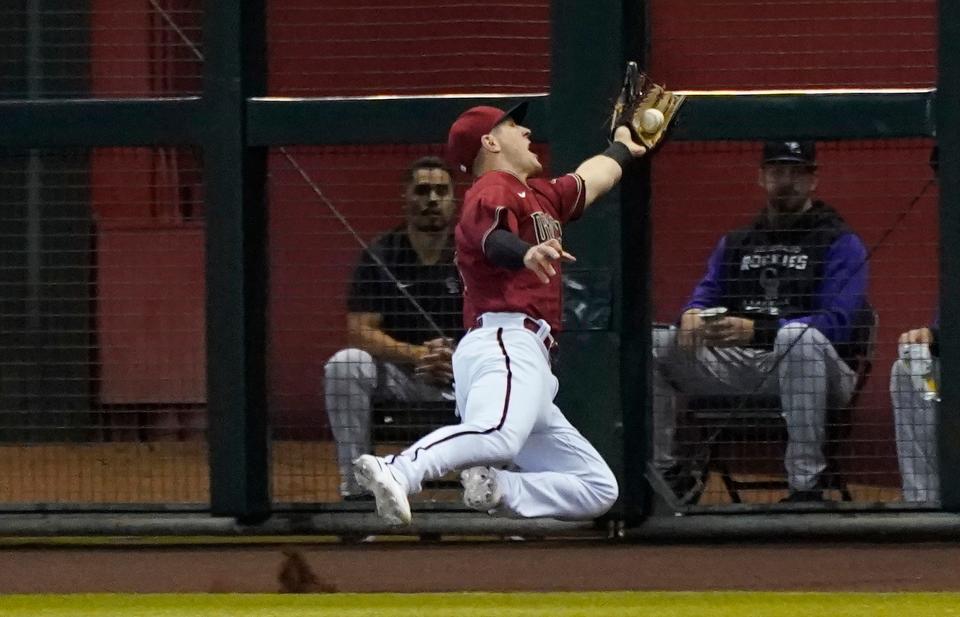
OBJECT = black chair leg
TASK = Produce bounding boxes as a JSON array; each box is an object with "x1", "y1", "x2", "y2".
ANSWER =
[{"x1": 718, "y1": 463, "x2": 742, "y2": 504}]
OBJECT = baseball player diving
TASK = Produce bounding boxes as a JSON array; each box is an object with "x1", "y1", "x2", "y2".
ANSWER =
[{"x1": 352, "y1": 102, "x2": 649, "y2": 525}]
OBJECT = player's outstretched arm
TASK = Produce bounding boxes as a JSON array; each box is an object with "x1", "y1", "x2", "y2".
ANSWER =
[{"x1": 575, "y1": 126, "x2": 646, "y2": 207}]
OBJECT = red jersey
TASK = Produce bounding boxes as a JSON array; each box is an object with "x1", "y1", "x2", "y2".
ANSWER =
[{"x1": 455, "y1": 170, "x2": 586, "y2": 331}]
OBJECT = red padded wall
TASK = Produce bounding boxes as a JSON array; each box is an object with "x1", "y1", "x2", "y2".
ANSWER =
[
  {"x1": 90, "y1": 1, "x2": 206, "y2": 408},
  {"x1": 649, "y1": 1, "x2": 936, "y2": 89},
  {"x1": 267, "y1": 1, "x2": 551, "y2": 96}
]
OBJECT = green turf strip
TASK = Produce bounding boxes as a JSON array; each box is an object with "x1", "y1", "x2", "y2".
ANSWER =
[{"x1": 1, "y1": 592, "x2": 959, "y2": 617}]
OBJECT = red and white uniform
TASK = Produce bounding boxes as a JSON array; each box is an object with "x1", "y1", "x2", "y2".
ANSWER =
[
  {"x1": 386, "y1": 170, "x2": 618, "y2": 520},
  {"x1": 456, "y1": 170, "x2": 584, "y2": 330}
]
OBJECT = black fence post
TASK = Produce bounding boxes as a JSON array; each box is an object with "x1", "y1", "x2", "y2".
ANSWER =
[
  {"x1": 203, "y1": 0, "x2": 270, "y2": 521},
  {"x1": 936, "y1": 0, "x2": 960, "y2": 512}
]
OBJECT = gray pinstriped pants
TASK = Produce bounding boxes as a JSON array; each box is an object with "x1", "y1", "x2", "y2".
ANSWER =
[
  {"x1": 324, "y1": 348, "x2": 449, "y2": 497},
  {"x1": 890, "y1": 357, "x2": 940, "y2": 503},
  {"x1": 652, "y1": 323, "x2": 856, "y2": 491}
]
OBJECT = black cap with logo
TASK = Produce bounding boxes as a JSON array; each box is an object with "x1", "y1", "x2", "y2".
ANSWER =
[{"x1": 762, "y1": 141, "x2": 817, "y2": 167}]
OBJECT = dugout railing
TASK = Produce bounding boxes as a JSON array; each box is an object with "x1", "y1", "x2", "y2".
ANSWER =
[{"x1": 0, "y1": 0, "x2": 957, "y2": 532}]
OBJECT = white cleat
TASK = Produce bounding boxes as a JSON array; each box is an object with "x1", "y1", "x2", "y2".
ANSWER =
[
  {"x1": 460, "y1": 466, "x2": 503, "y2": 512},
  {"x1": 352, "y1": 455, "x2": 412, "y2": 526}
]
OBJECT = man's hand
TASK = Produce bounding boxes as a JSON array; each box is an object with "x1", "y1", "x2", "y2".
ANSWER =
[
  {"x1": 415, "y1": 337, "x2": 455, "y2": 386},
  {"x1": 613, "y1": 125, "x2": 647, "y2": 158},
  {"x1": 701, "y1": 316, "x2": 755, "y2": 347},
  {"x1": 678, "y1": 308, "x2": 704, "y2": 351},
  {"x1": 899, "y1": 327, "x2": 933, "y2": 345},
  {"x1": 524, "y1": 238, "x2": 576, "y2": 284}
]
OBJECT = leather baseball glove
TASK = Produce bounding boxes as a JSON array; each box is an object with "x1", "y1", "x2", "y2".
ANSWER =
[{"x1": 610, "y1": 61, "x2": 685, "y2": 150}]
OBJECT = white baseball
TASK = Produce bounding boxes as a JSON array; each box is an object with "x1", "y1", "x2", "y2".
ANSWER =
[{"x1": 641, "y1": 108, "x2": 664, "y2": 132}]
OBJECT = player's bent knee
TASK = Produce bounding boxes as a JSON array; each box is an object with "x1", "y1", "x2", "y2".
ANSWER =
[
  {"x1": 775, "y1": 322, "x2": 828, "y2": 357},
  {"x1": 324, "y1": 348, "x2": 375, "y2": 380},
  {"x1": 585, "y1": 468, "x2": 619, "y2": 518},
  {"x1": 775, "y1": 322, "x2": 824, "y2": 345}
]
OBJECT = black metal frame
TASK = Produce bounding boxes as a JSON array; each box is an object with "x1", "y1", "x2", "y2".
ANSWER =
[{"x1": 0, "y1": 0, "x2": 953, "y2": 524}]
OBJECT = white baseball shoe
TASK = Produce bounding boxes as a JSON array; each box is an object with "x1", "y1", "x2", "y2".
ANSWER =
[
  {"x1": 460, "y1": 466, "x2": 503, "y2": 512},
  {"x1": 352, "y1": 455, "x2": 411, "y2": 526}
]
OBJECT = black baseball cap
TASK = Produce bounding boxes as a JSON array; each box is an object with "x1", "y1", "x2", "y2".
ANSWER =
[{"x1": 762, "y1": 141, "x2": 816, "y2": 166}]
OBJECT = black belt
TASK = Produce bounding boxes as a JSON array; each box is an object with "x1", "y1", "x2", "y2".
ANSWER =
[{"x1": 475, "y1": 316, "x2": 558, "y2": 352}]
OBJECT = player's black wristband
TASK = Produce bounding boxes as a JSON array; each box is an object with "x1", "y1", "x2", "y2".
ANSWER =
[
  {"x1": 601, "y1": 140, "x2": 633, "y2": 169},
  {"x1": 484, "y1": 229, "x2": 531, "y2": 270}
]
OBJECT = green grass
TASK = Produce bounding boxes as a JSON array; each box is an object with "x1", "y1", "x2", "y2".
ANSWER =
[{"x1": 2, "y1": 592, "x2": 960, "y2": 617}]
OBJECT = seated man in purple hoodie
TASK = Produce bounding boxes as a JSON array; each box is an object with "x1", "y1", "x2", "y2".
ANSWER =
[{"x1": 650, "y1": 141, "x2": 870, "y2": 504}]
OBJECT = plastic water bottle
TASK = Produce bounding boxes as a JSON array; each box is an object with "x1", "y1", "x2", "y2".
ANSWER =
[{"x1": 900, "y1": 343, "x2": 940, "y2": 403}]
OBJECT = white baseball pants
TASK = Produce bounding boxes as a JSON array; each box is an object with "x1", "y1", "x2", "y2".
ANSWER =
[{"x1": 387, "y1": 312, "x2": 619, "y2": 520}]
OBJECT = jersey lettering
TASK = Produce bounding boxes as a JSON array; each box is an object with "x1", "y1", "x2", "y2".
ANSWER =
[
  {"x1": 531, "y1": 211, "x2": 563, "y2": 244},
  {"x1": 740, "y1": 250, "x2": 808, "y2": 271}
]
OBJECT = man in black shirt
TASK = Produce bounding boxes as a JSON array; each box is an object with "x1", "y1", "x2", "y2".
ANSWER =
[{"x1": 325, "y1": 156, "x2": 463, "y2": 499}]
